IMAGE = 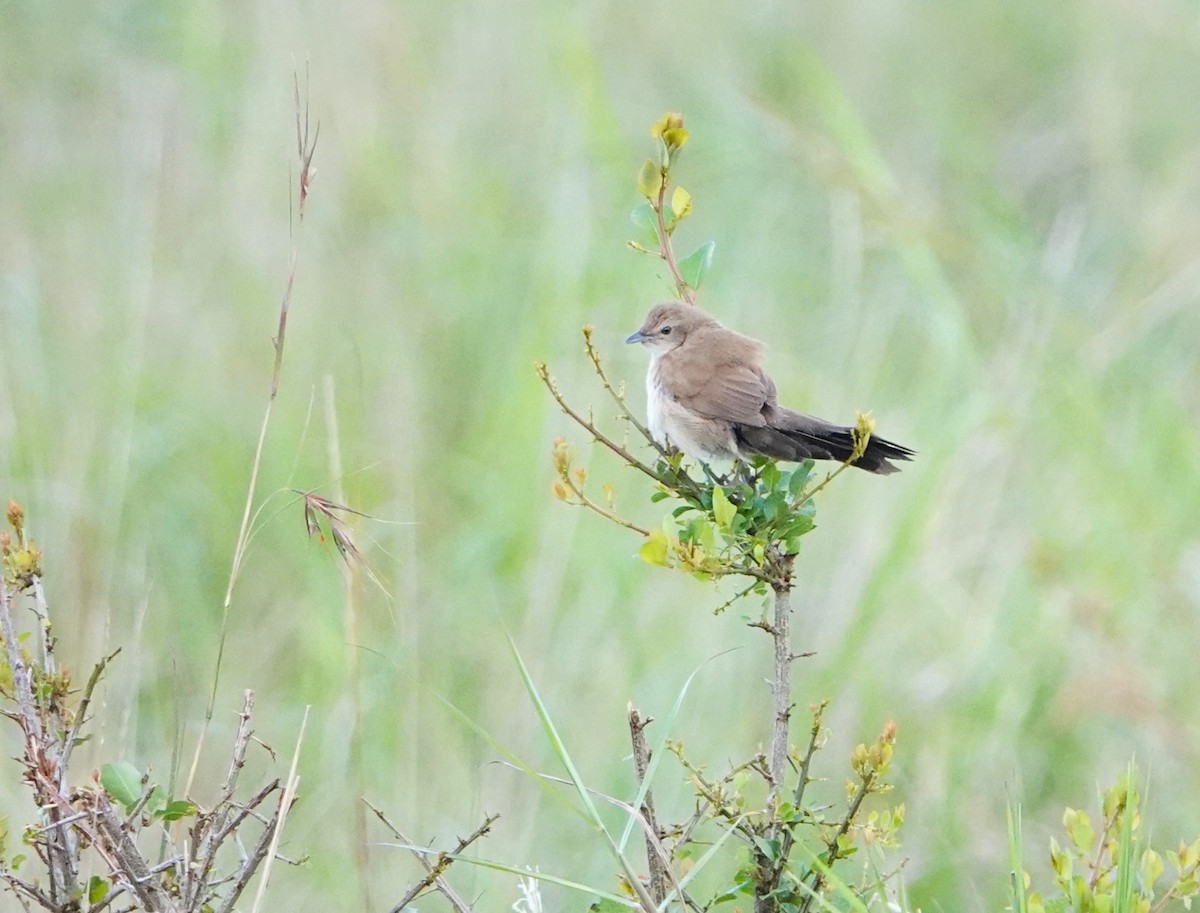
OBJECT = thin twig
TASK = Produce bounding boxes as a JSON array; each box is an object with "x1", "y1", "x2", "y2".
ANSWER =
[
  {"x1": 60, "y1": 649, "x2": 120, "y2": 786},
  {"x1": 0, "y1": 872, "x2": 49, "y2": 913},
  {"x1": 793, "y1": 424, "x2": 872, "y2": 506},
  {"x1": 653, "y1": 172, "x2": 695, "y2": 305},
  {"x1": 582, "y1": 327, "x2": 668, "y2": 456},
  {"x1": 790, "y1": 702, "x2": 827, "y2": 818},
  {"x1": 559, "y1": 473, "x2": 650, "y2": 536},
  {"x1": 207, "y1": 778, "x2": 282, "y2": 849},
  {"x1": 123, "y1": 780, "x2": 161, "y2": 830},
  {"x1": 213, "y1": 802, "x2": 281, "y2": 913},
  {"x1": 29, "y1": 576, "x2": 54, "y2": 670},
  {"x1": 772, "y1": 702, "x2": 828, "y2": 888},
  {"x1": 669, "y1": 749, "x2": 762, "y2": 845},
  {"x1": 247, "y1": 704, "x2": 308, "y2": 913},
  {"x1": 0, "y1": 583, "x2": 41, "y2": 741},
  {"x1": 537, "y1": 364, "x2": 672, "y2": 488},
  {"x1": 220, "y1": 691, "x2": 256, "y2": 804},
  {"x1": 387, "y1": 814, "x2": 500, "y2": 913},
  {"x1": 798, "y1": 771, "x2": 876, "y2": 912},
  {"x1": 93, "y1": 796, "x2": 180, "y2": 913},
  {"x1": 712, "y1": 582, "x2": 759, "y2": 616},
  {"x1": 87, "y1": 883, "x2": 129, "y2": 913},
  {"x1": 364, "y1": 800, "x2": 475, "y2": 913}
]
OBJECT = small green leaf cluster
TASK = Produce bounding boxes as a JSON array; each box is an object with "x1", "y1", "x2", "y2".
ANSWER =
[
  {"x1": 2, "y1": 500, "x2": 42, "y2": 590},
  {"x1": 99, "y1": 760, "x2": 198, "y2": 823},
  {"x1": 627, "y1": 112, "x2": 716, "y2": 297},
  {"x1": 1013, "y1": 767, "x2": 1200, "y2": 913},
  {"x1": 641, "y1": 457, "x2": 818, "y2": 590}
]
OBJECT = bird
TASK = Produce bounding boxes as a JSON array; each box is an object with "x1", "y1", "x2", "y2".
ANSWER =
[{"x1": 625, "y1": 301, "x2": 914, "y2": 474}]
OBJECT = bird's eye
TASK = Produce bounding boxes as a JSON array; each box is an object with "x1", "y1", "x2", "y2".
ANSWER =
[{"x1": 660, "y1": 326, "x2": 673, "y2": 335}]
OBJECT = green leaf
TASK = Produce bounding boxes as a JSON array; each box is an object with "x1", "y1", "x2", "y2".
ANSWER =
[
  {"x1": 1141, "y1": 848, "x2": 1164, "y2": 890},
  {"x1": 678, "y1": 240, "x2": 715, "y2": 290},
  {"x1": 780, "y1": 514, "x2": 815, "y2": 539},
  {"x1": 148, "y1": 784, "x2": 168, "y2": 811},
  {"x1": 671, "y1": 186, "x2": 692, "y2": 220},
  {"x1": 88, "y1": 876, "x2": 108, "y2": 905},
  {"x1": 636, "y1": 159, "x2": 662, "y2": 200},
  {"x1": 629, "y1": 202, "x2": 660, "y2": 248},
  {"x1": 1064, "y1": 808, "x2": 1095, "y2": 854},
  {"x1": 507, "y1": 639, "x2": 654, "y2": 911},
  {"x1": 158, "y1": 799, "x2": 198, "y2": 822},
  {"x1": 639, "y1": 529, "x2": 670, "y2": 567},
  {"x1": 752, "y1": 836, "x2": 781, "y2": 862},
  {"x1": 100, "y1": 761, "x2": 143, "y2": 809},
  {"x1": 1049, "y1": 836, "x2": 1072, "y2": 884},
  {"x1": 789, "y1": 466, "x2": 813, "y2": 497},
  {"x1": 711, "y1": 486, "x2": 736, "y2": 529},
  {"x1": 590, "y1": 900, "x2": 629, "y2": 913}
]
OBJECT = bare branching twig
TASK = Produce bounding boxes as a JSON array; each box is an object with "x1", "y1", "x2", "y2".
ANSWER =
[{"x1": 384, "y1": 813, "x2": 500, "y2": 913}]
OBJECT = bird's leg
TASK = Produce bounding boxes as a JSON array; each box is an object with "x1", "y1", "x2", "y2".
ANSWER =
[
  {"x1": 699, "y1": 462, "x2": 727, "y2": 487},
  {"x1": 733, "y1": 459, "x2": 758, "y2": 489}
]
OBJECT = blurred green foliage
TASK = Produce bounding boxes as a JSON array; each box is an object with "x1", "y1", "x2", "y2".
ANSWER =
[{"x1": 2, "y1": 1, "x2": 1200, "y2": 910}]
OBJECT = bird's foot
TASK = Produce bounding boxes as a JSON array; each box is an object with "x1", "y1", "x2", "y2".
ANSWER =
[
  {"x1": 699, "y1": 462, "x2": 727, "y2": 487},
  {"x1": 732, "y1": 459, "x2": 760, "y2": 489}
]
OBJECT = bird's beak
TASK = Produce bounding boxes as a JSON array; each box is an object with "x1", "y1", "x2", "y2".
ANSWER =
[{"x1": 625, "y1": 330, "x2": 648, "y2": 345}]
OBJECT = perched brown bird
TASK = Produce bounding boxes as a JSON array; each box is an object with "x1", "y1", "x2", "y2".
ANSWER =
[{"x1": 626, "y1": 301, "x2": 914, "y2": 474}]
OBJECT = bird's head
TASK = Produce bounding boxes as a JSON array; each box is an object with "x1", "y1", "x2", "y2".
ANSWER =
[{"x1": 625, "y1": 301, "x2": 714, "y2": 354}]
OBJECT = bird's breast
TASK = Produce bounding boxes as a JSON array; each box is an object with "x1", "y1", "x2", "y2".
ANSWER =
[
  {"x1": 645, "y1": 358, "x2": 738, "y2": 463},
  {"x1": 646, "y1": 361, "x2": 669, "y2": 445}
]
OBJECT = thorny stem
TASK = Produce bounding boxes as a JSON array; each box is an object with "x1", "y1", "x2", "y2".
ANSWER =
[
  {"x1": 1, "y1": 583, "x2": 40, "y2": 741},
  {"x1": 799, "y1": 769, "x2": 877, "y2": 912},
  {"x1": 772, "y1": 703, "x2": 828, "y2": 888},
  {"x1": 766, "y1": 556, "x2": 796, "y2": 813},
  {"x1": 1, "y1": 581, "x2": 78, "y2": 907},
  {"x1": 364, "y1": 801, "x2": 474, "y2": 913},
  {"x1": 387, "y1": 814, "x2": 500, "y2": 913},
  {"x1": 712, "y1": 581, "x2": 759, "y2": 616},
  {"x1": 629, "y1": 707, "x2": 669, "y2": 907},
  {"x1": 790, "y1": 702, "x2": 828, "y2": 819},
  {"x1": 61, "y1": 649, "x2": 121, "y2": 788},
  {"x1": 670, "y1": 747, "x2": 762, "y2": 844},
  {"x1": 30, "y1": 576, "x2": 53, "y2": 669}
]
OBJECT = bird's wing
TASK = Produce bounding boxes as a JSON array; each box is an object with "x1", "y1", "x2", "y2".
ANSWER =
[{"x1": 667, "y1": 330, "x2": 775, "y2": 426}]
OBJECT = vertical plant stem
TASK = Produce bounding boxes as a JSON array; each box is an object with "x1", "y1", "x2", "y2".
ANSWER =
[
  {"x1": 653, "y1": 173, "x2": 696, "y2": 305},
  {"x1": 756, "y1": 555, "x2": 796, "y2": 913},
  {"x1": 767, "y1": 555, "x2": 796, "y2": 812},
  {"x1": 629, "y1": 707, "x2": 669, "y2": 907},
  {"x1": 323, "y1": 375, "x2": 372, "y2": 912},
  {"x1": 187, "y1": 76, "x2": 316, "y2": 800}
]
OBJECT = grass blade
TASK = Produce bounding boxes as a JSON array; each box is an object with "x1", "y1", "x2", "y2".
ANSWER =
[
  {"x1": 1007, "y1": 801, "x2": 1029, "y2": 913},
  {"x1": 508, "y1": 636, "x2": 658, "y2": 911}
]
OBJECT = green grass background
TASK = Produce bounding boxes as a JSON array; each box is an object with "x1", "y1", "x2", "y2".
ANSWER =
[{"x1": 3, "y1": 1, "x2": 1200, "y2": 909}]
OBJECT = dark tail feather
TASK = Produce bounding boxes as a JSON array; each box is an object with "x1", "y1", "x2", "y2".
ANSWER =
[{"x1": 734, "y1": 409, "x2": 915, "y2": 475}]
